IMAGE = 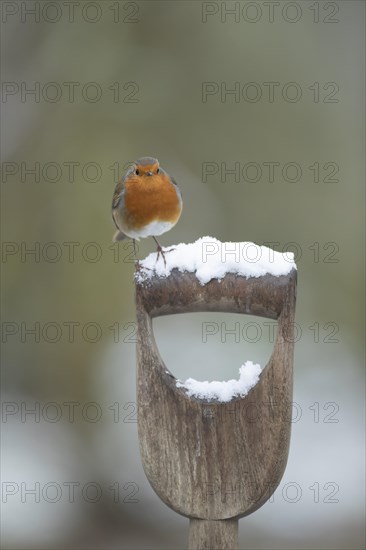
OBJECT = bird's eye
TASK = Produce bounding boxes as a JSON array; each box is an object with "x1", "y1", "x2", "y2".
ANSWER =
[
  {"x1": 135, "y1": 169, "x2": 140, "y2": 175},
  {"x1": 156, "y1": 168, "x2": 160, "y2": 174}
]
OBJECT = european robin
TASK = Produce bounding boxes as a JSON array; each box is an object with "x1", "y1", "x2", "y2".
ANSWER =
[{"x1": 112, "y1": 157, "x2": 182, "y2": 265}]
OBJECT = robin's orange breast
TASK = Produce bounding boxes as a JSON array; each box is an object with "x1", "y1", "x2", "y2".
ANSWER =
[{"x1": 123, "y1": 173, "x2": 182, "y2": 231}]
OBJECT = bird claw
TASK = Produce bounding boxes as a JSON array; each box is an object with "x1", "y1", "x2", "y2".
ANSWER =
[
  {"x1": 155, "y1": 246, "x2": 167, "y2": 267},
  {"x1": 155, "y1": 245, "x2": 176, "y2": 267}
]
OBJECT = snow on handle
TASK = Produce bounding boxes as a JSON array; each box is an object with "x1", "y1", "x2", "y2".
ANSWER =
[{"x1": 135, "y1": 236, "x2": 297, "y2": 285}]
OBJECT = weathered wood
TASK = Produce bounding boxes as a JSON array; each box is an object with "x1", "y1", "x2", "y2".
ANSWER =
[
  {"x1": 189, "y1": 519, "x2": 238, "y2": 549},
  {"x1": 135, "y1": 268, "x2": 297, "y2": 548}
]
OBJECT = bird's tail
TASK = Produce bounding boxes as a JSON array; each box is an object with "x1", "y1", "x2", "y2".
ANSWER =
[{"x1": 113, "y1": 230, "x2": 127, "y2": 242}]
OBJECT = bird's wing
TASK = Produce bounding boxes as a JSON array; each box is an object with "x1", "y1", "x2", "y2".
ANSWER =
[
  {"x1": 171, "y1": 175, "x2": 183, "y2": 201},
  {"x1": 112, "y1": 178, "x2": 126, "y2": 229},
  {"x1": 161, "y1": 169, "x2": 182, "y2": 200},
  {"x1": 112, "y1": 178, "x2": 125, "y2": 209}
]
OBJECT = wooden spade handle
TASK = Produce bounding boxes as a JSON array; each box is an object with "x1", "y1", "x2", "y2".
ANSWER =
[{"x1": 135, "y1": 268, "x2": 297, "y2": 549}]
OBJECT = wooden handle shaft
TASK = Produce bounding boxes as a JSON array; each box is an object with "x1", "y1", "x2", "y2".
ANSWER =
[{"x1": 189, "y1": 519, "x2": 238, "y2": 550}]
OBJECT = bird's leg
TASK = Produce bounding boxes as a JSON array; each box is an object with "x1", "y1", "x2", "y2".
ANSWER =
[
  {"x1": 152, "y1": 236, "x2": 168, "y2": 267},
  {"x1": 133, "y1": 239, "x2": 137, "y2": 260}
]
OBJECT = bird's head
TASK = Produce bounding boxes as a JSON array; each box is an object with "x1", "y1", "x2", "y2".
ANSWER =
[{"x1": 132, "y1": 157, "x2": 160, "y2": 177}]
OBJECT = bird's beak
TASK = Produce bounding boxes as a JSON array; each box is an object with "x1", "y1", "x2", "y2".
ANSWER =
[{"x1": 146, "y1": 171, "x2": 153, "y2": 176}]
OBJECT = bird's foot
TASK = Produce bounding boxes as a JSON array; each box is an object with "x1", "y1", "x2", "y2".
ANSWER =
[
  {"x1": 155, "y1": 245, "x2": 176, "y2": 267},
  {"x1": 155, "y1": 245, "x2": 167, "y2": 267}
]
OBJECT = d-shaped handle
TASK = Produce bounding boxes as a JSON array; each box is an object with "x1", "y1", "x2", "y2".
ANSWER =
[{"x1": 135, "y1": 268, "x2": 297, "y2": 525}]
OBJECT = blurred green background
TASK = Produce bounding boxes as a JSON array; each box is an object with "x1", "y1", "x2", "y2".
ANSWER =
[{"x1": 1, "y1": 1, "x2": 365, "y2": 548}]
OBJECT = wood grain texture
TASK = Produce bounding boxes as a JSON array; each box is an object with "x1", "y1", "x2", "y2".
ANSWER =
[
  {"x1": 189, "y1": 519, "x2": 238, "y2": 549},
  {"x1": 135, "y1": 268, "x2": 297, "y2": 547}
]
